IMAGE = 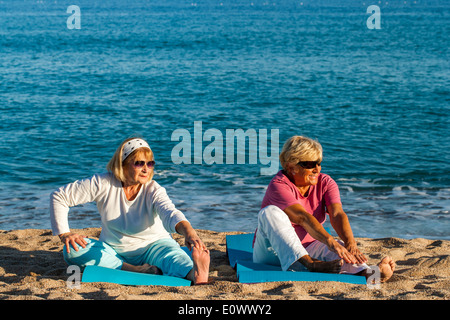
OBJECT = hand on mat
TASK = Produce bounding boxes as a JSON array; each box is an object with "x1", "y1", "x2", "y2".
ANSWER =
[
  {"x1": 345, "y1": 241, "x2": 368, "y2": 264},
  {"x1": 59, "y1": 232, "x2": 88, "y2": 253}
]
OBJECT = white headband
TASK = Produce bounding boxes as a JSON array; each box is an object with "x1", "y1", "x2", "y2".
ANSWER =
[{"x1": 122, "y1": 138, "x2": 151, "y2": 161}]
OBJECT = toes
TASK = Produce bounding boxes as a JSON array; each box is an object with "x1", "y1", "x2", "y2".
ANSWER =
[{"x1": 382, "y1": 256, "x2": 396, "y2": 271}]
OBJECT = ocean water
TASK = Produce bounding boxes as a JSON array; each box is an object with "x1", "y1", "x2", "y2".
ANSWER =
[{"x1": 0, "y1": 0, "x2": 449, "y2": 240}]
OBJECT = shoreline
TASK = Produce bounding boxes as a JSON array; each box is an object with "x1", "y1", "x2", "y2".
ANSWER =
[{"x1": 0, "y1": 228, "x2": 448, "y2": 300}]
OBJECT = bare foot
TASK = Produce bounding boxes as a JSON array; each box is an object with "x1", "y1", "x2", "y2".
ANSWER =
[
  {"x1": 378, "y1": 256, "x2": 395, "y2": 282},
  {"x1": 191, "y1": 246, "x2": 210, "y2": 285}
]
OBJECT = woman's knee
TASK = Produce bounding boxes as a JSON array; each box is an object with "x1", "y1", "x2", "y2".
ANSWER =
[
  {"x1": 258, "y1": 205, "x2": 291, "y2": 227},
  {"x1": 63, "y1": 238, "x2": 122, "y2": 270},
  {"x1": 260, "y1": 205, "x2": 285, "y2": 217},
  {"x1": 63, "y1": 238, "x2": 95, "y2": 261}
]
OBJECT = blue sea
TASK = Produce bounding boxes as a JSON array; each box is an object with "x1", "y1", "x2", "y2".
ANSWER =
[{"x1": 0, "y1": 0, "x2": 449, "y2": 240}]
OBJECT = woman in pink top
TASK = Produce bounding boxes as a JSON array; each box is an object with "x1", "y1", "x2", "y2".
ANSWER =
[{"x1": 253, "y1": 136, "x2": 395, "y2": 283}]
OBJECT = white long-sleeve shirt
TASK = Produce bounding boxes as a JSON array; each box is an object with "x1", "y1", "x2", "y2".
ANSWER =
[{"x1": 50, "y1": 173, "x2": 188, "y2": 257}]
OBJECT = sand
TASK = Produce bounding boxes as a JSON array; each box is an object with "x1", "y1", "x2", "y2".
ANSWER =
[{"x1": 0, "y1": 228, "x2": 448, "y2": 301}]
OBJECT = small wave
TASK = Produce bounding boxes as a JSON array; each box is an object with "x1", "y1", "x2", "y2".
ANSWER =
[
  {"x1": 339, "y1": 186, "x2": 354, "y2": 193},
  {"x1": 392, "y1": 185, "x2": 428, "y2": 196},
  {"x1": 436, "y1": 189, "x2": 450, "y2": 199},
  {"x1": 337, "y1": 178, "x2": 378, "y2": 189}
]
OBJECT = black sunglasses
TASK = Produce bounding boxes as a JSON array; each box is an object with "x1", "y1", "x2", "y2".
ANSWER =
[
  {"x1": 298, "y1": 161, "x2": 321, "y2": 169},
  {"x1": 133, "y1": 161, "x2": 155, "y2": 168}
]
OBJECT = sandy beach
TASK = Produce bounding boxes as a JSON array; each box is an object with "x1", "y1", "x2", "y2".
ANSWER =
[{"x1": 0, "y1": 228, "x2": 448, "y2": 301}]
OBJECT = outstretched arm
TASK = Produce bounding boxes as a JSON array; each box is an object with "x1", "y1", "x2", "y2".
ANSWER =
[
  {"x1": 175, "y1": 220, "x2": 207, "y2": 251},
  {"x1": 327, "y1": 203, "x2": 367, "y2": 264},
  {"x1": 284, "y1": 203, "x2": 357, "y2": 264}
]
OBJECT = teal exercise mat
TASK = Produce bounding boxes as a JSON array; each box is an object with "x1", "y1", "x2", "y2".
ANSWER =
[
  {"x1": 81, "y1": 265, "x2": 192, "y2": 287},
  {"x1": 81, "y1": 246, "x2": 193, "y2": 286},
  {"x1": 236, "y1": 260, "x2": 367, "y2": 284},
  {"x1": 225, "y1": 229, "x2": 332, "y2": 267},
  {"x1": 225, "y1": 233, "x2": 254, "y2": 267},
  {"x1": 226, "y1": 233, "x2": 367, "y2": 285}
]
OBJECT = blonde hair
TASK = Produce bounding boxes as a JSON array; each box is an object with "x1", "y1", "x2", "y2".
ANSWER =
[
  {"x1": 279, "y1": 136, "x2": 323, "y2": 170},
  {"x1": 106, "y1": 137, "x2": 154, "y2": 183}
]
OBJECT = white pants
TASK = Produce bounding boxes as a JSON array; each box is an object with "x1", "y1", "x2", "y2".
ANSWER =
[{"x1": 253, "y1": 205, "x2": 369, "y2": 274}]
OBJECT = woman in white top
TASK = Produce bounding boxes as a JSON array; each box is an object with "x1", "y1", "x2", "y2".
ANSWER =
[{"x1": 50, "y1": 137, "x2": 210, "y2": 285}]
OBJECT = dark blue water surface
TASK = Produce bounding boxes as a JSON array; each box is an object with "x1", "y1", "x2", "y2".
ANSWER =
[{"x1": 0, "y1": 0, "x2": 449, "y2": 239}]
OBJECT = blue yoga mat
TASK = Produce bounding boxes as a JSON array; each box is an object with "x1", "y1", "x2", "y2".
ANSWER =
[
  {"x1": 81, "y1": 265, "x2": 192, "y2": 287},
  {"x1": 226, "y1": 233, "x2": 367, "y2": 285},
  {"x1": 226, "y1": 233, "x2": 254, "y2": 268},
  {"x1": 81, "y1": 246, "x2": 193, "y2": 287}
]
